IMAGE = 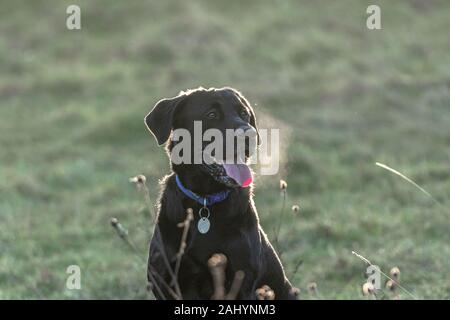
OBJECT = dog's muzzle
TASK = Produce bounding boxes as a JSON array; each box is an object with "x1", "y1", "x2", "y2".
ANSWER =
[{"x1": 201, "y1": 162, "x2": 253, "y2": 188}]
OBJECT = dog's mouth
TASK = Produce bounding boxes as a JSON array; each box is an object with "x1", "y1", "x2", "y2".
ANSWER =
[
  {"x1": 200, "y1": 161, "x2": 253, "y2": 188},
  {"x1": 222, "y1": 163, "x2": 252, "y2": 187}
]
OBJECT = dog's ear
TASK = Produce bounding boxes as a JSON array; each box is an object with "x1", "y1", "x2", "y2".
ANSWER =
[{"x1": 145, "y1": 94, "x2": 185, "y2": 146}]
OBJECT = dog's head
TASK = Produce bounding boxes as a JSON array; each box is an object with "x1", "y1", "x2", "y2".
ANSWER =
[{"x1": 145, "y1": 87, "x2": 259, "y2": 188}]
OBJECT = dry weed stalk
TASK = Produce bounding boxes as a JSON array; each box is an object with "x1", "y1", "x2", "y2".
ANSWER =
[
  {"x1": 208, "y1": 253, "x2": 228, "y2": 299},
  {"x1": 110, "y1": 218, "x2": 144, "y2": 261},
  {"x1": 375, "y1": 162, "x2": 442, "y2": 206},
  {"x1": 129, "y1": 175, "x2": 184, "y2": 299},
  {"x1": 110, "y1": 217, "x2": 167, "y2": 299},
  {"x1": 225, "y1": 270, "x2": 245, "y2": 300},
  {"x1": 274, "y1": 179, "x2": 288, "y2": 254},
  {"x1": 207, "y1": 253, "x2": 247, "y2": 300},
  {"x1": 149, "y1": 265, "x2": 179, "y2": 300},
  {"x1": 173, "y1": 208, "x2": 194, "y2": 284}
]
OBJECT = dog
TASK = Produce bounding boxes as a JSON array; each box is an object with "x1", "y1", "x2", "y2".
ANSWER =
[{"x1": 145, "y1": 87, "x2": 296, "y2": 300}]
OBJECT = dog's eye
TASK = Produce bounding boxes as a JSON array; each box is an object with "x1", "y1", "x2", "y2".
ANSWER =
[{"x1": 206, "y1": 111, "x2": 218, "y2": 119}]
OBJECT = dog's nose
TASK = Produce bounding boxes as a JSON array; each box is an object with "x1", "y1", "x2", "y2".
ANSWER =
[
  {"x1": 235, "y1": 125, "x2": 258, "y2": 158},
  {"x1": 235, "y1": 125, "x2": 257, "y2": 142}
]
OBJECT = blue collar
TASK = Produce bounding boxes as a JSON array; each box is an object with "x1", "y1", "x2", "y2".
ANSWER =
[{"x1": 175, "y1": 175, "x2": 230, "y2": 206}]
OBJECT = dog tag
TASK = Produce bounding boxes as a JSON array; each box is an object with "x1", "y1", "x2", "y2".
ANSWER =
[{"x1": 197, "y1": 217, "x2": 210, "y2": 234}]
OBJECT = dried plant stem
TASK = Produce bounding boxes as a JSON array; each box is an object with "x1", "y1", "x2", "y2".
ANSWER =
[
  {"x1": 111, "y1": 218, "x2": 146, "y2": 262},
  {"x1": 147, "y1": 271, "x2": 166, "y2": 300},
  {"x1": 152, "y1": 227, "x2": 183, "y2": 299},
  {"x1": 208, "y1": 254, "x2": 228, "y2": 300},
  {"x1": 375, "y1": 162, "x2": 442, "y2": 206},
  {"x1": 274, "y1": 189, "x2": 287, "y2": 253},
  {"x1": 142, "y1": 184, "x2": 158, "y2": 225},
  {"x1": 173, "y1": 209, "x2": 194, "y2": 285},
  {"x1": 225, "y1": 271, "x2": 245, "y2": 300},
  {"x1": 137, "y1": 179, "x2": 183, "y2": 299},
  {"x1": 111, "y1": 217, "x2": 168, "y2": 299},
  {"x1": 351, "y1": 251, "x2": 418, "y2": 300},
  {"x1": 150, "y1": 266, "x2": 180, "y2": 300}
]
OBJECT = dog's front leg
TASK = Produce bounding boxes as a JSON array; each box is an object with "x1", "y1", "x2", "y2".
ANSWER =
[{"x1": 223, "y1": 229, "x2": 261, "y2": 299}]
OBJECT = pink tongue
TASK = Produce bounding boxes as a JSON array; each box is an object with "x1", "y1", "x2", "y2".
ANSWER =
[{"x1": 223, "y1": 163, "x2": 253, "y2": 187}]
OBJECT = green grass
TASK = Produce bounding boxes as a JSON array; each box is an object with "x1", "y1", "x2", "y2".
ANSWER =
[{"x1": 1, "y1": 0, "x2": 449, "y2": 299}]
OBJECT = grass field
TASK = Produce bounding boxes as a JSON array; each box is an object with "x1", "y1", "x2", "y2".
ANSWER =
[{"x1": 1, "y1": 0, "x2": 449, "y2": 299}]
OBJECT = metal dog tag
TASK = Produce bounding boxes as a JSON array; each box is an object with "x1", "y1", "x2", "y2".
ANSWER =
[{"x1": 198, "y1": 217, "x2": 210, "y2": 234}]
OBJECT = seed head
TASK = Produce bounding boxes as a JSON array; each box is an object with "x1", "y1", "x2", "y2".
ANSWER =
[
  {"x1": 265, "y1": 290, "x2": 275, "y2": 300},
  {"x1": 261, "y1": 285, "x2": 271, "y2": 292},
  {"x1": 256, "y1": 285, "x2": 275, "y2": 300},
  {"x1": 290, "y1": 287, "x2": 301, "y2": 297},
  {"x1": 280, "y1": 180, "x2": 288, "y2": 191},
  {"x1": 362, "y1": 282, "x2": 374, "y2": 296},
  {"x1": 110, "y1": 217, "x2": 128, "y2": 238},
  {"x1": 255, "y1": 288, "x2": 265, "y2": 300},
  {"x1": 110, "y1": 217, "x2": 119, "y2": 227},
  {"x1": 390, "y1": 267, "x2": 400, "y2": 280},
  {"x1": 307, "y1": 282, "x2": 317, "y2": 293},
  {"x1": 385, "y1": 279, "x2": 396, "y2": 291},
  {"x1": 129, "y1": 174, "x2": 146, "y2": 185},
  {"x1": 292, "y1": 205, "x2": 300, "y2": 213}
]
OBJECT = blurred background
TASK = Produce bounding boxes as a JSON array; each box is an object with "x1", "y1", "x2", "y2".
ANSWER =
[{"x1": 0, "y1": 0, "x2": 449, "y2": 299}]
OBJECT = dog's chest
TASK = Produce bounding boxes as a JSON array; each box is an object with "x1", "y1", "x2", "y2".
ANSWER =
[{"x1": 185, "y1": 217, "x2": 230, "y2": 259}]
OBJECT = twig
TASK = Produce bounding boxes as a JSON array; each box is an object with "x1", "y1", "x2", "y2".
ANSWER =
[
  {"x1": 130, "y1": 175, "x2": 183, "y2": 299},
  {"x1": 110, "y1": 218, "x2": 146, "y2": 262},
  {"x1": 149, "y1": 266, "x2": 181, "y2": 300},
  {"x1": 225, "y1": 271, "x2": 245, "y2": 300},
  {"x1": 152, "y1": 226, "x2": 183, "y2": 299},
  {"x1": 146, "y1": 269, "x2": 167, "y2": 300},
  {"x1": 274, "y1": 184, "x2": 287, "y2": 252},
  {"x1": 110, "y1": 217, "x2": 167, "y2": 299},
  {"x1": 375, "y1": 162, "x2": 442, "y2": 206},
  {"x1": 208, "y1": 254, "x2": 228, "y2": 300},
  {"x1": 173, "y1": 208, "x2": 194, "y2": 285}
]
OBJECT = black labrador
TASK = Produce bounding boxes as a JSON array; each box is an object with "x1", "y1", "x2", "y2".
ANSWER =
[{"x1": 145, "y1": 87, "x2": 296, "y2": 300}]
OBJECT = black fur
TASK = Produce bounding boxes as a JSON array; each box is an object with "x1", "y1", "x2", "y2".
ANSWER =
[{"x1": 145, "y1": 87, "x2": 296, "y2": 300}]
